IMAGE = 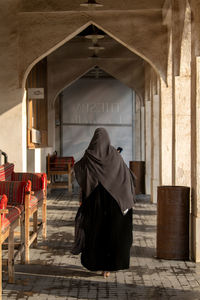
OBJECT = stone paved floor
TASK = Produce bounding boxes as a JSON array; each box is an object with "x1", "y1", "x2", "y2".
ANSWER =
[{"x1": 2, "y1": 190, "x2": 200, "y2": 299}]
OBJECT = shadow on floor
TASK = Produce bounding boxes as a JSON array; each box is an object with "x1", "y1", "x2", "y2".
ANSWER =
[
  {"x1": 133, "y1": 223, "x2": 156, "y2": 232},
  {"x1": 133, "y1": 209, "x2": 156, "y2": 216},
  {"x1": 4, "y1": 267, "x2": 200, "y2": 300},
  {"x1": 48, "y1": 205, "x2": 78, "y2": 212}
]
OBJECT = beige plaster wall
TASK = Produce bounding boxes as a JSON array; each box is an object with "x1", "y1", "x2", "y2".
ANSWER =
[
  {"x1": 27, "y1": 147, "x2": 53, "y2": 173},
  {"x1": 0, "y1": 101, "x2": 26, "y2": 171},
  {"x1": 0, "y1": 1, "x2": 27, "y2": 170},
  {"x1": 0, "y1": 1, "x2": 21, "y2": 114}
]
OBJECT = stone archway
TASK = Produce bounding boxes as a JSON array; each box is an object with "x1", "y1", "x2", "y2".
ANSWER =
[
  {"x1": 20, "y1": 15, "x2": 168, "y2": 88},
  {"x1": 24, "y1": 19, "x2": 154, "y2": 178},
  {"x1": 48, "y1": 60, "x2": 144, "y2": 161},
  {"x1": 49, "y1": 60, "x2": 145, "y2": 108},
  {"x1": 21, "y1": 9, "x2": 166, "y2": 206},
  {"x1": 53, "y1": 71, "x2": 140, "y2": 164}
]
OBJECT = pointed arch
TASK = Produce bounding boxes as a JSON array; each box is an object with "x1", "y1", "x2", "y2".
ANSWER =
[
  {"x1": 50, "y1": 61, "x2": 144, "y2": 108},
  {"x1": 20, "y1": 12, "x2": 168, "y2": 88}
]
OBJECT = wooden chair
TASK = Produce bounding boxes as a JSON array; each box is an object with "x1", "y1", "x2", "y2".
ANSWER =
[
  {"x1": 47, "y1": 153, "x2": 74, "y2": 192},
  {"x1": 0, "y1": 163, "x2": 47, "y2": 264},
  {"x1": 0, "y1": 185, "x2": 30, "y2": 300}
]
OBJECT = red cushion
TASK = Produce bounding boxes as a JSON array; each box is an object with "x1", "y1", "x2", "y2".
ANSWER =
[
  {"x1": 1, "y1": 205, "x2": 23, "y2": 232},
  {"x1": 0, "y1": 194, "x2": 8, "y2": 223},
  {"x1": 0, "y1": 163, "x2": 14, "y2": 181},
  {"x1": 50, "y1": 156, "x2": 74, "y2": 171},
  {"x1": 0, "y1": 181, "x2": 27, "y2": 205},
  {"x1": 12, "y1": 172, "x2": 46, "y2": 191},
  {"x1": 0, "y1": 194, "x2": 8, "y2": 209}
]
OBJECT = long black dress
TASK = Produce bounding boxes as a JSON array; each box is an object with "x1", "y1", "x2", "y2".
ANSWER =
[{"x1": 80, "y1": 184, "x2": 133, "y2": 271}]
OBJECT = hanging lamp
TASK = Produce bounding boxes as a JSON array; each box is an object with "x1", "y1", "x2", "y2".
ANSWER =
[
  {"x1": 85, "y1": 25, "x2": 104, "y2": 44},
  {"x1": 88, "y1": 43, "x2": 104, "y2": 52},
  {"x1": 80, "y1": 0, "x2": 103, "y2": 8}
]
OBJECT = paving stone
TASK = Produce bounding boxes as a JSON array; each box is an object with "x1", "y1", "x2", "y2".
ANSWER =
[{"x1": 2, "y1": 191, "x2": 200, "y2": 299}]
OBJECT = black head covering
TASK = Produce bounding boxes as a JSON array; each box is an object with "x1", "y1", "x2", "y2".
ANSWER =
[{"x1": 74, "y1": 128, "x2": 135, "y2": 213}]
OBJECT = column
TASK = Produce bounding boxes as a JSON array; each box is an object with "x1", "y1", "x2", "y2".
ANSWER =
[
  {"x1": 160, "y1": 35, "x2": 173, "y2": 186},
  {"x1": 145, "y1": 100, "x2": 151, "y2": 194},
  {"x1": 132, "y1": 91, "x2": 136, "y2": 160},
  {"x1": 174, "y1": 76, "x2": 191, "y2": 186},
  {"x1": 173, "y1": 2, "x2": 191, "y2": 187},
  {"x1": 151, "y1": 94, "x2": 160, "y2": 203},
  {"x1": 191, "y1": 56, "x2": 200, "y2": 261},
  {"x1": 141, "y1": 106, "x2": 145, "y2": 161},
  {"x1": 135, "y1": 94, "x2": 141, "y2": 160}
]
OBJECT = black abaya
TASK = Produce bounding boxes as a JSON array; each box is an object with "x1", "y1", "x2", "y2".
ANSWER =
[{"x1": 80, "y1": 184, "x2": 133, "y2": 272}]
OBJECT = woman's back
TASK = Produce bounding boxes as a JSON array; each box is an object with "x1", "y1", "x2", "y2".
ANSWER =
[{"x1": 81, "y1": 184, "x2": 133, "y2": 272}]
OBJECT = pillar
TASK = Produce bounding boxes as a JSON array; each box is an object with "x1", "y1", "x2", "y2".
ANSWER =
[
  {"x1": 135, "y1": 94, "x2": 141, "y2": 161},
  {"x1": 141, "y1": 106, "x2": 145, "y2": 162},
  {"x1": 190, "y1": 0, "x2": 200, "y2": 260},
  {"x1": 144, "y1": 65, "x2": 151, "y2": 194},
  {"x1": 174, "y1": 76, "x2": 191, "y2": 186},
  {"x1": 160, "y1": 33, "x2": 173, "y2": 186},
  {"x1": 173, "y1": 2, "x2": 191, "y2": 187},
  {"x1": 132, "y1": 91, "x2": 136, "y2": 160},
  {"x1": 151, "y1": 94, "x2": 160, "y2": 203},
  {"x1": 145, "y1": 100, "x2": 151, "y2": 194},
  {"x1": 191, "y1": 57, "x2": 200, "y2": 261}
]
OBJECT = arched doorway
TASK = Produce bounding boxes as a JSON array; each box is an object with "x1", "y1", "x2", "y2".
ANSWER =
[{"x1": 24, "y1": 22, "x2": 158, "y2": 199}]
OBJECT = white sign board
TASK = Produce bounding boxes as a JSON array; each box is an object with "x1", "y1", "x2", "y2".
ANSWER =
[
  {"x1": 28, "y1": 88, "x2": 44, "y2": 99},
  {"x1": 31, "y1": 128, "x2": 41, "y2": 144}
]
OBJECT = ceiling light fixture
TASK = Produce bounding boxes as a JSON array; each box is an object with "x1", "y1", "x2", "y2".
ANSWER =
[
  {"x1": 80, "y1": 0, "x2": 103, "y2": 8},
  {"x1": 85, "y1": 34, "x2": 104, "y2": 44},
  {"x1": 85, "y1": 25, "x2": 105, "y2": 43},
  {"x1": 88, "y1": 44, "x2": 105, "y2": 51}
]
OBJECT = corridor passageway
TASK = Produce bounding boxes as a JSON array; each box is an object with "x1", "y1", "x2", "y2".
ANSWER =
[
  {"x1": 1, "y1": 0, "x2": 200, "y2": 297},
  {"x1": 2, "y1": 190, "x2": 200, "y2": 299}
]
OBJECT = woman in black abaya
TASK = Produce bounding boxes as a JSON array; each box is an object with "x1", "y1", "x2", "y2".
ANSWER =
[{"x1": 73, "y1": 128, "x2": 136, "y2": 278}]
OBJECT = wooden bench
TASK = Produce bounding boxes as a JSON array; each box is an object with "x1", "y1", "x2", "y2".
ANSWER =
[
  {"x1": 0, "y1": 163, "x2": 47, "y2": 264},
  {"x1": 47, "y1": 153, "x2": 74, "y2": 192}
]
